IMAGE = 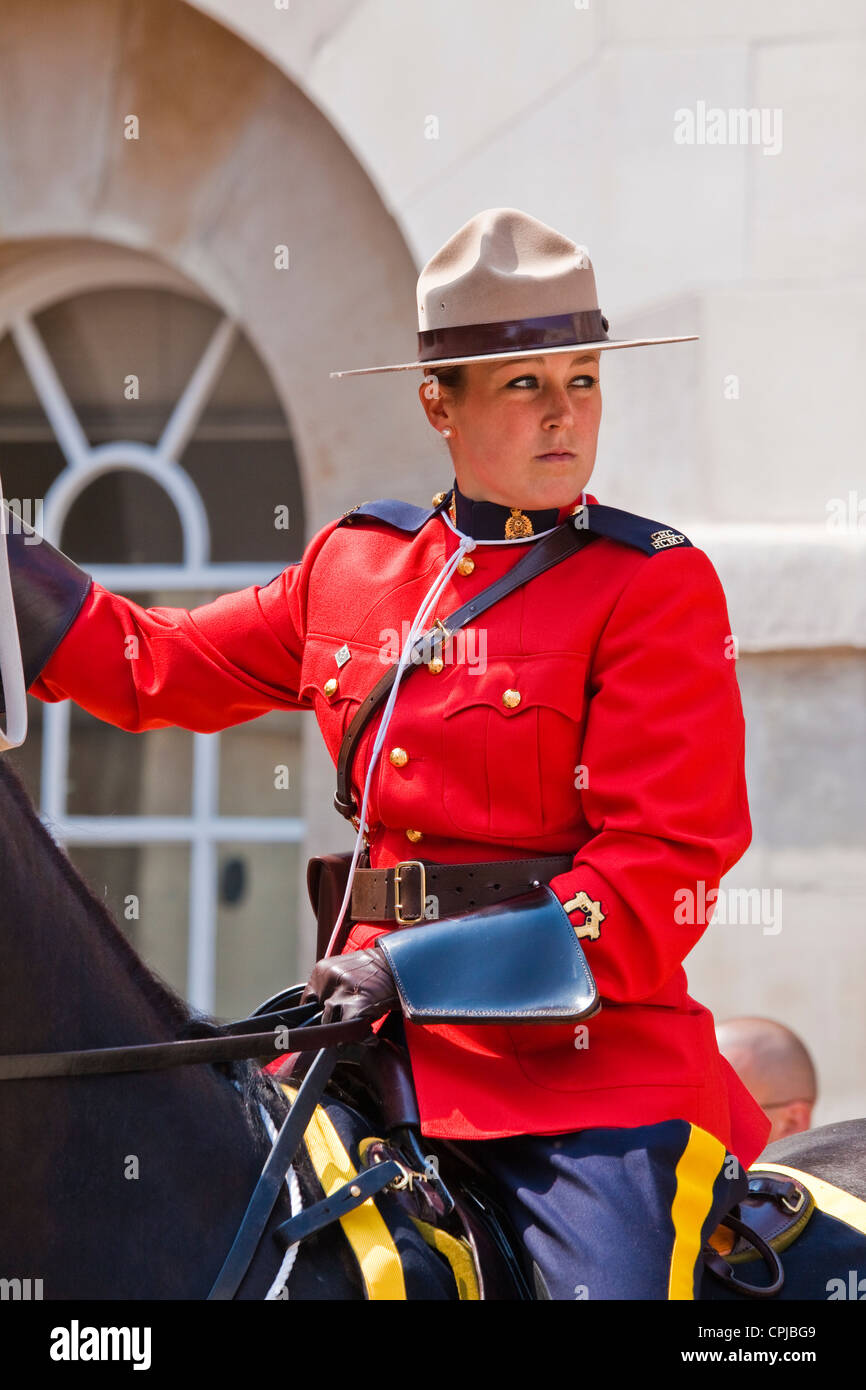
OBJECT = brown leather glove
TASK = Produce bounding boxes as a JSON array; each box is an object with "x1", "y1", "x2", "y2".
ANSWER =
[{"x1": 301, "y1": 947, "x2": 399, "y2": 1024}]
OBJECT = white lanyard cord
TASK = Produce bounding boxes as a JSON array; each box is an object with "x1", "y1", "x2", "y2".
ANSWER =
[{"x1": 323, "y1": 532, "x2": 476, "y2": 957}]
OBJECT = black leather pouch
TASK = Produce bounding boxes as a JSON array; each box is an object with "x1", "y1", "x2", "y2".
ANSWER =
[
  {"x1": 377, "y1": 885, "x2": 599, "y2": 1025},
  {"x1": 307, "y1": 852, "x2": 359, "y2": 959}
]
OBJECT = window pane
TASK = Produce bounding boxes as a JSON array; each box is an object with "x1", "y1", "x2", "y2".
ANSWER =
[
  {"x1": 181, "y1": 438, "x2": 304, "y2": 563},
  {"x1": 214, "y1": 840, "x2": 304, "y2": 1020},
  {"x1": 67, "y1": 706, "x2": 193, "y2": 816},
  {"x1": 218, "y1": 711, "x2": 304, "y2": 818},
  {"x1": 0, "y1": 334, "x2": 67, "y2": 507},
  {"x1": 33, "y1": 288, "x2": 222, "y2": 446},
  {"x1": 61, "y1": 470, "x2": 184, "y2": 563},
  {"x1": 69, "y1": 843, "x2": 190, "y2": 1002}
]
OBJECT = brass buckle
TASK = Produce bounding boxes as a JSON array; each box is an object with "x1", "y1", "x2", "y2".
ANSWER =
[
  {"x1": 413, "y1": 619, "x2": 451, "y2": 666},
  {"x1": 781, "y1": 1186, "x2": 805, "y2": 1215},
  {"x1": 393, "y1": 860, "x2": 426, "y2": 926}
]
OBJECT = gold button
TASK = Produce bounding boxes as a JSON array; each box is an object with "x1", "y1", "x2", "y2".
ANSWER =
[
  {"x1": 405, "y1": 828, "x2": 424, "y2": 843},
  {"x1": 431, "y1": 490, "x2": 447, "y2": 506},
  {"x1": 323, "y1": 677, "x2": 338, "y2": 699},
  {"x1": 389, "y1": 747, "x2": 409, "y2": 768},
  {"x1": 456, "y1": 556, "x2": 475, "y2": 576},
  {"x1": 502, "y1": 689, "x2": 521, "y2": 709},
  {"x1": 427, "y1": 657, "x2": 444, "y2": 674}
]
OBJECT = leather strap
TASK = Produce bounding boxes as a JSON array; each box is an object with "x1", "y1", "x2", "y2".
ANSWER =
[
  {"x1": 207, "y1": 1046, "x2": 339, "y2": 1300},
  {"x1": 273, "y1": 1160, "x2": 404, "y2": 1250},
  {"x1": 351, "y1": 854, "x2": 575, "y2": 923},
  {"x1": 334, "y1": 517, "x2": 598, "y2": 821},
  {"x1": 0, "y1": 1007, "x2": 371, "y2": 1080}
]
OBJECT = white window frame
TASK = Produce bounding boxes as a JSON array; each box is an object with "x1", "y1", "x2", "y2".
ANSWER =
[{"x1": 0, "y1": 246, "x2": 304, "y2": 1011}]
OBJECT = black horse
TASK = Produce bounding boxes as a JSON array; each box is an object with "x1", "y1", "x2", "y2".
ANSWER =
[{"x1": 0, "y1": 755, "x2": 863, "y2": 1301}]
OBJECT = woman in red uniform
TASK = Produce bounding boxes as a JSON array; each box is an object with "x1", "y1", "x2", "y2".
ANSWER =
[{"x1": 4, "y1": 207, "x2": 769, "y2": 1298}]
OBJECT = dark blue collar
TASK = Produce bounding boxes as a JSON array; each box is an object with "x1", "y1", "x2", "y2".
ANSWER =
[{"x1": 448, "y1": 479, "x2": 561, "y2": 540}]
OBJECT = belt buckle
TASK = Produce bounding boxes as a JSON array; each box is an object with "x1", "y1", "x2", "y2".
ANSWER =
[{"x1": 393, "y1": 860, "x2": 426, "y2": 926}]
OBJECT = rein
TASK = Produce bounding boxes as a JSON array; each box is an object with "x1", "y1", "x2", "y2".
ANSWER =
[{"x1": 0, "y1": 1000, "x2": 370, "y2": 1079}]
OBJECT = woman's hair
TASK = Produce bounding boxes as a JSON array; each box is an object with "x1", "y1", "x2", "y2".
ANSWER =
[{"x1": 424, "y1": 364, "x2": 466, "y2": 399}]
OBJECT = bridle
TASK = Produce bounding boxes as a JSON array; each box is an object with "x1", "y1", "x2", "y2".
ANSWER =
[{"x1": 0, "y1": 487, "x2": 407, "y2": 1298}]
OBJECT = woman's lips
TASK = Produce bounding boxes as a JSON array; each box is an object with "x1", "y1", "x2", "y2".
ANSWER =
[{"x1": 536, "y1": 451, "x2": 575, "y2": 461}]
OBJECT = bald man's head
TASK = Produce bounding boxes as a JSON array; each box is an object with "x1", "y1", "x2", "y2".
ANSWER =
[{"x1": 716, "y1": 1017, "x2": 817, "y2": 1143}]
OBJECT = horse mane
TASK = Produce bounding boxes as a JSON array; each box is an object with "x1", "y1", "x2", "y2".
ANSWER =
[{"x1": 0, "y1": 755, "x2": 280, "y2": 1119}]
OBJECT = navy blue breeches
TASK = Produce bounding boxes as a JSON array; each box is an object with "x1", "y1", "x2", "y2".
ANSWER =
[{"x1": 462, "y1": 1120, "x2": 748, "y2": 1300}]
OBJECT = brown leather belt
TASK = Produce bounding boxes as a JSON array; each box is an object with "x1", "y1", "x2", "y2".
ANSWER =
[{"x1": 350, "y1": 854, "x2": 575, "y2": 926}]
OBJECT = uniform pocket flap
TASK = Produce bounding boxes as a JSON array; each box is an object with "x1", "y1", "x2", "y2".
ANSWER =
[{"x1": 441, "y1": 651, "x2": 589, "y2": 722}]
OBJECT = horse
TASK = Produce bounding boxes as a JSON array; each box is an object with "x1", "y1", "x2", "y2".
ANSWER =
[{"x1": 0, "y1": 753, "x2": 863, "y2": 1301}]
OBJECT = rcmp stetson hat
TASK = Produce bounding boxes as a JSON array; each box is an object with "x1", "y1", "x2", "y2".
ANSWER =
[{"x1": 330, "y1": 207, "x2": 697, "y2": 378}]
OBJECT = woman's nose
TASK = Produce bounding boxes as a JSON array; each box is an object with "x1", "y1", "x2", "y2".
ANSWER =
[{"x1": 540, "y1": 387, "x2": 573, "y2": 424}]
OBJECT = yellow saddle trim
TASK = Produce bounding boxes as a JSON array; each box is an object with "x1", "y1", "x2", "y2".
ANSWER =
[
  {"x1": 280, "y1": 1084, "x2": 406, "y2": 1300},
  {"x1": 410, "y1": 1216, "x2": 481, "y2": 1301},
  {"x1": 752, "y1": 1162, "x2": 866, "y2": 1239}
]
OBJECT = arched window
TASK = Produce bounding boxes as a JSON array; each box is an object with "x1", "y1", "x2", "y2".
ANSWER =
[{"x1": 0, "y1": 244, "x2": 307, "y2": 1016}]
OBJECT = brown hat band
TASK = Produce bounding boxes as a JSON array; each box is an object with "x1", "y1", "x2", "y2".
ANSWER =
[{"x1": 417, "y1": 309, "x2": 610, "y2": 364}]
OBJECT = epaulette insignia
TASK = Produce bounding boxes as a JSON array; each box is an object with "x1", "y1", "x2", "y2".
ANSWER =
[
  {"x1": 337, "y1": 497, "x2": 447, "y2": 534},
  {"x1": 580, "y1": 503, "x2": 693, "y2": 556}
]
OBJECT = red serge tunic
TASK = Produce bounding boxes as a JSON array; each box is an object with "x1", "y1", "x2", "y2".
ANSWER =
[{"x1": 30, "y1": 490, "x2": 771, "y2": 1168}]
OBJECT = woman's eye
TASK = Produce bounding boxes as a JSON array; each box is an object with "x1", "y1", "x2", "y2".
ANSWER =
[{"x1": 505, "y1": 374, "x2": 597, "y2": 389}]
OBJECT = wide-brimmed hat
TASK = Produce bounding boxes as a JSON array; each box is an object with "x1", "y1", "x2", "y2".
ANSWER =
[{"x1": 330, "y1": 207, "x2": 697, "y2": 378}]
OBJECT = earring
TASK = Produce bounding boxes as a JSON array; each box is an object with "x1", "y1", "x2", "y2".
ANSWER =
[{"x1": 441, "y1": 427, "x2": 453, "y2": 438}]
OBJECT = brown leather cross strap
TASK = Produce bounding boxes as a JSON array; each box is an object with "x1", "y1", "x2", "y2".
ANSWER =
[
  {"x1": 351, "y1": 854, "x2": 575, "y2": 924},
  {"x1": 334, "y1": 515, "x2": 599, "y2": 822}
]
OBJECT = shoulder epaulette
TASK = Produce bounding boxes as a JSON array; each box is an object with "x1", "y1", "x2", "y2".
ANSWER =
[
  {"x1": 337, "y1": 496, "x2": 447, "y2": 534},
  {"x1": 582, "y1": 503, "x2": 692, "y2": 556}
]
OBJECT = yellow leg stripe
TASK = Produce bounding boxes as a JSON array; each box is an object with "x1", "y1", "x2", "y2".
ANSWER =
[
  {"x1": 668, "y1": 1125, "x2": 727, "y2": 1301},
  {"x1": 280, "y1": 1084, "x2": 406, "y2": 1300},
  {"x1": 754, "y1": 1162, "x2": 866, "y2": 1239}
]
